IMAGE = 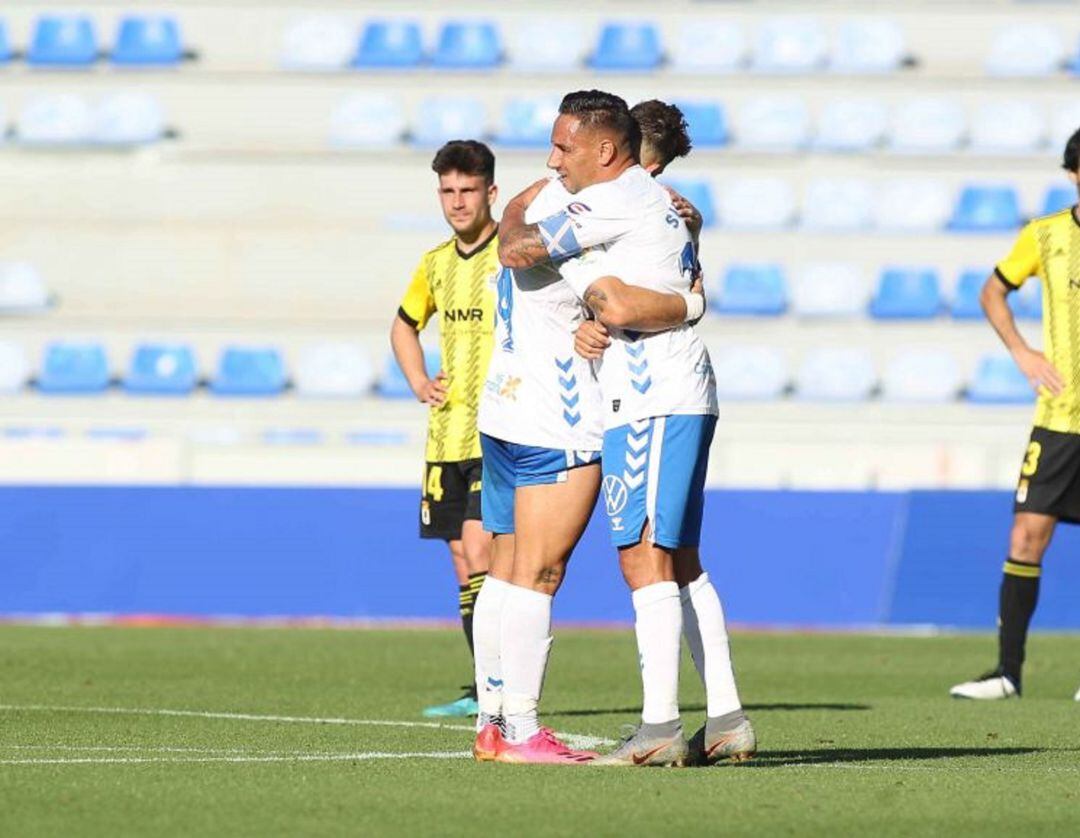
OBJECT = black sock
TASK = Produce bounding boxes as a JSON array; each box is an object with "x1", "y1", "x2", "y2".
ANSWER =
[
  {"x1": 998, "y1": 558, "x2": 1041, "y2": 689},
  {"x1": 459, "y1": 572, "x2": 487, "y2": 657}
]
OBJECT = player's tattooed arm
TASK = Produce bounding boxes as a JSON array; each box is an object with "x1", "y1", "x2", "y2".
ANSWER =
[
  {"x1": 583, "y1": 276, "x2": 703, "y2": 332},
  {"x1": 497, "y1": 179, "x2": 550, "y2": 269}
]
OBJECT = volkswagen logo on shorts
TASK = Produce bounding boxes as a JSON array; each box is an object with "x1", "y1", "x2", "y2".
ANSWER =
[{"x1": 602, "y1": 474, "x2": 628, "y2": 517}]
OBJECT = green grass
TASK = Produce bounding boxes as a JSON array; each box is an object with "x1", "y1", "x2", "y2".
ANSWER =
[{"x1": 0, "y1": 625, "x2": 1078, "y2": 837}]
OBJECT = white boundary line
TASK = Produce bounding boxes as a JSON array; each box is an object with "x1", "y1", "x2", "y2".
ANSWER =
[{"x1": 0, "y1": 752, "x2": 471, "y2": 765}]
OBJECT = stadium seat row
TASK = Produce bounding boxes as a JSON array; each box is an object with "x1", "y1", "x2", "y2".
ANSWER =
[
  {"x1": 708, "y1": 265, "x2": 1042, "y2": 320},
  {"x1": 0, "y1": 15, "x2": 186, "y2": 66},
  {"x1": 0, "y1": 340, "x2": 1035, "y2": 405},
  {"x1": 329, "y1": 93, "x2": 1080, "y2": 156},
  {"x1": 0, "y1": 263, "x2": 49, "y2": 311},
  {"x1": 0, "y1": 92, "x2": 168, "y2": 146}
]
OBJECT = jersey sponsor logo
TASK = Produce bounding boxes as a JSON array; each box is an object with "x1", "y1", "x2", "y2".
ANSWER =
[
  {"x1": 612, "y1": 399, "x2": 621, "y2": 413},
  {"x1": 444, "y1": 307, "x2": 485, "y2": 322},
  {"x1": 485, "y1": 373, "x2": 522, "y2": 401},
  {"x1": 694, "y1": 359, "x2": 714, "y2": 377},
  {"x1": 565, "y1": 201, "x2": 591, "y2": 216},
  {"x1": 602, "y1": 474, "x2": 628, "y2": 520}
]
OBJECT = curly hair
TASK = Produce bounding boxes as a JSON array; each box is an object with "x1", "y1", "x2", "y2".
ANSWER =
[{"x1": 630, "y1": 100, "x2": 692, "y2": 167}]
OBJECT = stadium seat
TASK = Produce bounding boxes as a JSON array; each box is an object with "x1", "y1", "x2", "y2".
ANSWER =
[
  {"x1": 211, "y1": 347, "x2": 287, "y2": 396},
  {"x1": 28, "y1": 15, "x2": 98, "y2": 66},
  {"x1": 280, "y1": 17, "x2": 354, "y2": 70},
  {"x1": 752, "y1": 17, "x2": 827, "y2": 73},
  {"x1": 816, "y1": 97, "x2": 888, "y2": 152},
  {"x1": 986, "y1": 24, "x2": 1065, "y2": 77},
  {"x1": 294, "y1": 343, "x2": 375, "y2": 397},
  {"x1": 802, "y1": 178, "x2": 873, "y2": 231},
  {"x1": 734, "y1": 96, "x2": 810, "y2": 151},
  {"x1": 660, "y1": 178, "x2": 717, "y2": 228},
  {"x1": 353, "y1": 20, "x2": 424, "y2": 68},
  {"x1": 411, "y1": 97, "x2": 486, "y2": 147},
  {"x1": 950, "y1": 269, "x2": 988, "y2": 320},
  {"x1": 111, "y1": 15, "x2": 183, "y2": 66},
  {"x1": 588, "y1": 21, "x2": 662, "y2": 71},
  {"x1": 796, "y1": 348, "x2": 876, "y2": 401},
  {"x1": 831, "y1": 18, "x2": 907, "y2": 74},
  {"x1": 716, "y1": 265, "x2": 787, "y2": 316},
  {"x1": 1009, "y1": 279, "x2": 1042, "y2": 321},
  {"x1": 0, "y1": 21, "x2": 11, "y2": 63},
  {"x1": 790, "y1": 263, "x2": 869, "y2": 318},
  {"x1": 873, "y1": 180, "x2": 951, "y2": 232},
  {"x1": 0, "y1": 341, "x2": 28, "y2": 393},
  {"x1": 328, "y1": 94, "x2": 406, "y2": 148},
  {"x1": 711, "y1": 346, "x2": 788, "y2": 400},
  {"x1": 890, "y1": 98, "x2": 965, "y2": 153},
  {"x1": 1042, "y1": 184, "x2": 1076, "y2": 215},
  {"x1": 378, "y1": 348, "x2": 441, "y2": 399},
  {"x1": 967, "y1": 355, "x2": 1033, "y2": 404},
  {"x1": 718, "y1": 178, "x2": 796, "y2": 230},
  {"x1": 124, "y1": 343, "x2": 198, "y2": 395},
  {"x1": 495, "y1": 97, "x2": 559, "y2": 147},
  {"x1": 950, "y1": 185, "x2": 1021, "y2": 232},
  {"x1": 969, "y1": 101, "x2": 1045, "y2": 154},
  {"x1": 869, "y1": 268, "x2": 943, "y2": 319},
  {"x1": 881, "y1": 349, "x2": 960, "y2": 403},
  {"x1": 1051, "y1": 102, "x2": 1080, "y2": 149},
  {"x1": 38, "y1": 342, "x2": 110, "y2": 394},
  {"x1": 672, "y1": 100, "x2": 727, "y2": 148},
  {"x1": 0, "y1": 263, "x2": 49, "y2": 312},
  {"x1": 669, "y1": 20, "x2": 746, "y2": 73},
  {"x1": 93, "y1": 93, "x2": 166, "y2": 145},
  {"x1": 432, "y1": 20, "x2": 501, "y2": 69},
  {"x1": 505, "y1": 19, "x2": 584, "y2": 72},
  {"x1": 16, "y1": 94, "x2": 93, "y2": 145}
]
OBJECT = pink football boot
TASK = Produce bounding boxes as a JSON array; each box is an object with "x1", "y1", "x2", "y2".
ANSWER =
[
  {"x1": 494, "y1": 727, "x2": 597, "y2": 765},
  {"x1": 473, "y1": 723, "x2": 507, "y2": 762}
]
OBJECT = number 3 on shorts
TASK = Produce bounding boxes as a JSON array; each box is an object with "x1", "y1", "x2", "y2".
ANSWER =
[
  {"x1": 425, "y1": 465, "x2": 444, "y2": 502},
  {"x1": 1021, "y1": 441, "x2": 1041, "y2": 478}
]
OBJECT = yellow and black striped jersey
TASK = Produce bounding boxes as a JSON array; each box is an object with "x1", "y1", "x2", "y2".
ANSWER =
[
  {"x1": 397, "y1": 229, "x2": 498, "y2": 461},
  {"x1": 996, "y1": 204, "x2": 1080, "y2": 433}
]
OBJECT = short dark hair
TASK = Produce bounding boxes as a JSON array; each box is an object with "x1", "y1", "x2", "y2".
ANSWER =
[
  {"x1": 431, "y1": 140, "x2": 495, "y2": 184},
  {"x1": 1064, "y1": 126, "x2": 1080, "y2": 173},
  {"x1": 558, "y1": 89, "x2": 640, "y2": 154},
  {"x1": 630, "y1": 100, "x2": 692, "y2": 166}
]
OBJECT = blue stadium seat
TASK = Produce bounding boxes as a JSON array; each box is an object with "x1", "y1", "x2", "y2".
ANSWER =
[
  {"x1": 354, "y1": 20, "x2": 423, "y2": 68},
  {"x1": 717, "y1": 265, "x2": 788, "y2": 316},
  {"x1": 433, "y1": 20, "x2": 501, "y2": 69},
  {"x1": 589, "y1": 22, "x2": 662, "y2": 71},
  {"x1": 967, "y1": 356, "x2": 1033, "y2": 404},
  {"x1": 0, "y1": 21, "x2": 12, "y2": 63},
  {"x1": 28, "y1": 15, "x2": 98, "y2": 66},
  {"x1": 869, "y1": 268, "x2": 942, "y2": 319},
  {"x1": 672, "y1": 101, "x2": 727, "y2": 147},
  {"x1": 659, "y1": 178, "x2": 716, "y2": 229},
  {"x1": 378, "y1": 348, "x2": 441, "y2": 399},
  {"x1": 495, "y1": 97, "x2": 559, "y2": 147},
  {"x1": 411, "y1": 97, "x2": 486, "y2": 147},
  {"x1": 1043, "y1": 184, "x2": 1076, "y2": 215},
  {"x1": 951, "y1": 269, "x2": 987, "y2": 320},
  {"x1": 211, "y1": 347, "x2": 286, "y2": 396},
  {"x1": 111, "y1": 15, "x2": 183, "y2": 66},
  {"x1": 124, "y1": 343, "x2": 198, "y2": 395},
  {"x1": 38, "y1": 342, "x2": 110, "y2": 394},
  {"x1": 950, "y1": 185, "x2": 1021, "y2": 233}
]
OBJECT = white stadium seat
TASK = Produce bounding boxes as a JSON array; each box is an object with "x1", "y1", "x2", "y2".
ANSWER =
[
  {"x1": 873, "y1": 179, "x2": 951, "y2": 232},
  {"x1": 294, "y1": 343, "x2": 375, "y2": 397},
  {"x1": 790, "y1": 263, "x2": 869, "y2": 317},
  {"x1": 752, "y1": 17, "x2": 827, "y2": 73},
  {"x1": 882, "y1": 349, "x2": 961, "y2": 403},
  {"x1": 831, "y1": 18, "x2": 907, "y2": 74},
  {"x1": 796, "y1": 348, "x2": 876, "y2": 401},
  {"x1": 17, "y1": 93, "x2": 93, "y2": 145},
  {"x1": 711, "y1": 345, "x2": 789, "y2": 400},
  {"x1": 802, "y1": 178, "x2": 873, "y2": 231},
  {"x1": 816, "y1": 97, "x2": 889, "y2": 152},
  {"x1": 279, "y1": 16, "x2": 355, "y2": 70},
  {"x1": 0, "y1": 341, "x2": 29, "y2": 392},
  {"x1": 890, "y1": 98, "x2": 965, "y2": 153},
  {"x1": 670, "y1": 19, "x2": 747, "y2": 73},
  {"x1": 506, "y1": 18, "x2": 585, "y2": 71},
  {"x1": 93, "y1": 92, "x2": 166, "y2": 145},
  {"x1": 1051, "y1": 101, "x2": 1080, "y2": 150},
  {"x1": 985, "y1": 24, "x2": 1065, "y2": 77},
  {"x1": 328, "y1": 94, "x2": 407, "y2": 148},
  {"x1": 411, "y1": 97, "x2": 487, "y2": 147},
  {"x1": 0, "y1": 263, "x2": 49, "y2": 312},
  {"x1": 718, "y1": 177, "x2": 797, "y2": 230},
  {"x1": 969, "y1": 101, "x2": 1045, "y2": 154},
  {"x1": 734, "y1": 95, "x2": 810, "y2": 151}
]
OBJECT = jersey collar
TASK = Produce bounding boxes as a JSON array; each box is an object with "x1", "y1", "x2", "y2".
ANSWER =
[{"x1": 455, "y1": 226, "x2": 498, "y2": 261}]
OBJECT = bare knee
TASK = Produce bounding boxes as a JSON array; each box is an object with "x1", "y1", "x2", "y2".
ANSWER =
[
  {"x1": 461, "y1": 521, "x2": 493, "y2": 575},
  {"x1": 1009, "y1": 515, "x2": 1055, "y2": 564},
  {"x1": 511, "y1": 556, "x2": 567, "y2": 596},
  {"x1": 619, "y1": 544, "x2": 675, "y2": 591}
]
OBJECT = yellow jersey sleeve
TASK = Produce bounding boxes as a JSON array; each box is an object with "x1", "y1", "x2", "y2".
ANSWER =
[
  {"x1": 995, "y1": 222, "x2": 1040, "y2": 289},
  {"x1": 397, "y1": 258, "x2": 437, "y2": 331}
]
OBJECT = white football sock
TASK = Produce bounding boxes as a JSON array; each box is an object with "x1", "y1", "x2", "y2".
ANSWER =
[
  {"x1": 499, "y1": 584, "x2": 553, "y2": 744},
  {"x1": 633, "y1": 581, "x2": 682, "y2": 725},
  {"x1": 472, "y1": 575, "x2": 511, "y2": 730},
  {"x1": 681, "y1": 572, "x2": 742, "y2": 717}
]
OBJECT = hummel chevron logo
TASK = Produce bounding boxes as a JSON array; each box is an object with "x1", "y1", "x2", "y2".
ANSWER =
[
  {"x1": 624, "y1": 471, "x2": 645, "y2": 489},
  {"x1": 563, "y1": 410, "x2": 581, "y2": 427},
  {"x1": 559, "y1": 375, "x2": 577, "y2": 390},
  {"x1": 625, "y1": 343, "x2": 645, "y2": 359},
  {"x1": 628, "y1": 359, "x2": 648, "y2": 376},
  {"x1": 625, "y1": 451, "x2": 647, "y2": 472},
  {"x1": 630, "y1": 419, "x2": 650, "y2": 433},
  {"x1": 555, "y1": 357, "x2": 573, "y2": 373},
  {"x1": 627, "y1": 434, "x2": 648, "y2": 454},
  {"x1": 486, "y1": 677, "x2": 504, "y2": 688},
  {"x1": 632, "y1": 377, "x2": 653, "y2": 394},
  {"x1": 561, "y1": 392, "x2": 580, "y2": 409}
]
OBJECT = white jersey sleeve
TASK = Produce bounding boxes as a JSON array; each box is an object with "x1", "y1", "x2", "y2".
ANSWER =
[{"x1": 534, "y1": 177, "x2": 640, "y2": 263}]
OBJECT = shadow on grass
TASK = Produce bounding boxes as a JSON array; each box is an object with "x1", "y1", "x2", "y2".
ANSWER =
[
  {"x1": 548, "y1": 702, "x2": 870, "y2": 718},
  {"x1": 742, "y1": 746, "x2": 1043, "y2": 766}
]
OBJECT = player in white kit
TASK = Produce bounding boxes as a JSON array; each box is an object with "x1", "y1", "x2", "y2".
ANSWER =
[{"x1": 471, "y1": 91, "x2": 704, "y2": 765}]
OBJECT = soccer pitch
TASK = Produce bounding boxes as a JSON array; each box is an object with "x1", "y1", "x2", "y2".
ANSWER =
[{"x1": 1, "y1": 626, "x2": 1077, "y2": 836}]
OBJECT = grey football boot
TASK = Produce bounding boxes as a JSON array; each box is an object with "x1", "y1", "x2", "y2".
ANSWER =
[
  {"x1": 592, "y1": 719, "x2": 688, "y2": 767},
  {"x1": 687, "y1": 709, "x2": 757, "y2": 765}
]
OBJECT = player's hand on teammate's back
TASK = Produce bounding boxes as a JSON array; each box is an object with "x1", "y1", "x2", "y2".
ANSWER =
[
  {"x1": 1014, "y1": 346, "x2": 1065, "y2": 396},
  {"x1": 415, "y1": 370, "x2": 450, "y2": 406},
  {"x1": 574, "y1": 320, "x2": 611, "y2": 360},
  {"x1": 512, "y1": 178, "x2": 549, "y2": 211},
  {"x1": 665, "y1": 187, "x2": 703, "y2": 239}
]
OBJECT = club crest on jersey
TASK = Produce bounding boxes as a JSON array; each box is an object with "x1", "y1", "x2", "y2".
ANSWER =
[
  {"x1": 1016, "y1": 479, "x2": 1029, "y2": 504},
  {"x1": 602, "y1": 474, "x2": 628, "y2": 520},
  {"x1": 421, "y1": 500, "x2": 431, "y2": 525}
]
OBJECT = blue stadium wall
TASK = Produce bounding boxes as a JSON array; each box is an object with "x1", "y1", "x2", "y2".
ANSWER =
[{"x1": 1, "y1": 487, "x2": 1078, "y2": 629}]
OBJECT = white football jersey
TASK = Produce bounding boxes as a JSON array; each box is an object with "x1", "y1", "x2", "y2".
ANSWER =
[{"x1": 558, "y1": 167, "x2": 718, "y2": 429}]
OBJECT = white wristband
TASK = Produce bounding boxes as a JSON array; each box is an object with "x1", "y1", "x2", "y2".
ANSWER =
[{"x1": 680, "y1": 291, "x2": 705, "y2": 323}]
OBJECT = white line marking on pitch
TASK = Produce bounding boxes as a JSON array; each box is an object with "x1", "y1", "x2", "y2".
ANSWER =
[
  {"x1": 0, "y1": 704, "x2": 615, "y2": 750},
  {"x1": 0, "y1": 751, "x2": 472, "y2": 766}
]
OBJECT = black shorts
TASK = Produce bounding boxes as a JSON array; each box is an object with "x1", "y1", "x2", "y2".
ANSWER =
[
  {"x1": 1013, "y1": 426, "x2": 1080, "y2": 524},
  {"x1": 420, "y1": 458, "x2": 483, "y2": 540}
]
